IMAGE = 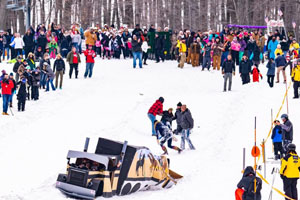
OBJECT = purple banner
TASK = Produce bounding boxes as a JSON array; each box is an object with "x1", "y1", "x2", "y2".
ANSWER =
[{"x1": 227, "y1": 24, "x2": 267, "y2": 29}]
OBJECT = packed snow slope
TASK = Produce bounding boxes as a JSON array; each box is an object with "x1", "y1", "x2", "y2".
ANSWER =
[{"x1": 0, "y1": 57, "x2": 299, "y2": 200}]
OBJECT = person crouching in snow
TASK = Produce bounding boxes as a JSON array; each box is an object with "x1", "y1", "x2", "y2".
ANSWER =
[
  {"x1": 154, "y1": 120, "x2": 181, "y2": 155},
  {"x1": 237, "y1": 166, "x2": 262, "y2": 200},
  {"x1": 83, "y1": 45, "x2": 96, "y2": 78},
  {"x1": 251, "y1": 64, "x2": 262, "y2": 82},
  {"x1": 272, "y1": 120, "x2": 283, "y2": 160},
  {"x1": 16, "y1": 77, "x2": 27, "y2": 112}
]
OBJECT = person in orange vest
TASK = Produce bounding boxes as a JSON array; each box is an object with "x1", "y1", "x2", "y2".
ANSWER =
[{"x1": 251, "y1": 64, "x2": 263, "y2": 82}]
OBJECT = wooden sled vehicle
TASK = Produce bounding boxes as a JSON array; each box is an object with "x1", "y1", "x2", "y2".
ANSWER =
[{"x1": 56, "y1": 137, "x2": 183, "y2": 199}]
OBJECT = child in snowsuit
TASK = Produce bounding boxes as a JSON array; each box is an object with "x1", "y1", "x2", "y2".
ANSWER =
[
  {"x1": 17, "y1": 78, "x2": 27, "y2": 111},
  {"x1": 271, "y1": 120, "x2": 283, "y2": 160},
  {"x1": 251, "y1": 64, "x2": 262, "y2": 82},
  {"x1": 49, "y1": 38, "x2": 58, "y2": 59},
  {"x1": 154, "y1": 120, "x2": 181, "y2": 155},
  {"x1": 237, "y1": 166, "x2": 262, "y2": 200}
]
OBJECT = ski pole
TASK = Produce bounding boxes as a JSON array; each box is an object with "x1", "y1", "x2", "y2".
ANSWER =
[
  {"x1": 285, "y1": 81, "x2": 289, "y2": 115},
  {"x1": 254, "y1": 117, "x2": 257, "y2": 200}
]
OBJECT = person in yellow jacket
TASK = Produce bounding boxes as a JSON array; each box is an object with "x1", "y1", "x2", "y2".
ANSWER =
[
  {"x1": 274, "y1": 44, "x2": 283, "y2": 58},
  {"x1": 280, "y1": 143, "x2": 300, "y2": 200},
  {"x1": 289, "y1": 39, "x2": 300, "y2": 51},
  {"x1": 291, "y1": 62, "x2": 300, "y2": 98},
  {"x1": 84, "y1": 28, "x2": 97, "y2": 49},
  {"x1": 177, "y1": 38, "x2": 187, "y2": 68}
]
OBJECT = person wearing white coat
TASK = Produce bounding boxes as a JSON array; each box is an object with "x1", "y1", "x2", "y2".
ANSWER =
[
  {"x1": 10, "y1": 33, "x2": 24, "y2": 59},
  {"x1": 142, "y1": 38, "x2": 150, "y2": 65}
]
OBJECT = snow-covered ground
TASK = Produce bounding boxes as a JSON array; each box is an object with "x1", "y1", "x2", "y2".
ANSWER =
[{"x1": 0, "y1": 57, "x2": 299, "y2": 200}]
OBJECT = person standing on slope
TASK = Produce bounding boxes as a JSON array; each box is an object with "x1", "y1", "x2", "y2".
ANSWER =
[
  {"x1": 222, "y1": 54, "x2": 235, "y2": 92},
  {"x1": 280, "y1": 114, "x2": 293, "y2": 154},
  {"x1": 131, "y1": 34, "x2": 143, "y2": 69},
  {"x1": 173, "y1": 102, "x2": 183, "y2": 135},
  {"x1": 271, "y1": 120, "x2": 283, "y2": 160},
  {"x1": 66, "y1": 46, "x2": 81, "y2": 79},
  {"x1": 237, "y1": 166, "x2": 262, "y2": 200},
  {"x1": 291, "y1": 61, "x2": 300, "y2": 99},
  {"x1": 83, "y1": 45, "x2": 96, "y2": 78},
  {"x1": 1, "y1": 73, "x2": 14, "y2": 115},
  {"x1": 239, "y1": 54, "x2": 252, "y2": 85},
  {"x1": 280, "y1": 144, "x2": 300, "y2": 200},
  {"x1": 180, "y1": 105, "x2": 195, "y2": 150},
  {"x1": 148, "y1": 97, "x2": 164, "y2": 136}
]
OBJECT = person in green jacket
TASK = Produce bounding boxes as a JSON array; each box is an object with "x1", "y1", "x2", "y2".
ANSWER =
[{"x1": 26, "y1": 52, "x2": 36, "y2": 70}]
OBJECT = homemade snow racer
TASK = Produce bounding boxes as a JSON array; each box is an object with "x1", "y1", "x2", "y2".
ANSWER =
[{"x1": 56, "y1": 137, "x2": 182, "y2": 199}]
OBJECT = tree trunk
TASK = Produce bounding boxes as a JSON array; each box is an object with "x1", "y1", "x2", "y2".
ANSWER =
[
  {"x1": 124, "y1": 0, "x2": 133, "y2": 27},
  {"x1": 19, "y1": 10, "x2": 26, "y2": 33},
  {"x1": 0, "y1": 0, "x2": 7, "y2": 30},
  {"x1": 63, "y1": 0, "x2": 72, "y2": 29}
]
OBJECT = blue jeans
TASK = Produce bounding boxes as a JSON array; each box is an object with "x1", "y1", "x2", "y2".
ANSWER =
[
  {"x1": 46, "y1": 79, "x2": 56, "y2": 91},
  {"x1": 147, "y1": 113, "x2": 156, "y2": 135},
  {"x1": 40, "y1": 72, "x2": 47, "y2": 88},
  {"x1": 9, "y1": 92, "x2": 14, "y2": 103},
  {"x1": 84, "y1": 63, "x2": 94, "y2": 78},
  {"x1": 2, "y1": 94, "x2": 10, "y2": 113},
  {"x1": 133, "y1": 52, "x2": 142, "y2": 68},
  {"x1": 221, "y1": 51, "x2": 229, "y2": 66},
  {"x1": 181, "y1": 129, "x2": 195, "y2": 150},
  {"x1": 3, "y1": 47, "x2": 9, "y2": 59}
]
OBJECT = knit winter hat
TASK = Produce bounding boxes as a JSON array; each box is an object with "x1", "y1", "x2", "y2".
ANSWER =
[
  {"x1": 1, "y1": 70, "x2": 6, "y2": 74},
  {"x1": 9, "y1": 72, "x2": 13, "y2": 76},
  {"x1": 177, "y1": 102, "x2": 182, "y2": 107}
]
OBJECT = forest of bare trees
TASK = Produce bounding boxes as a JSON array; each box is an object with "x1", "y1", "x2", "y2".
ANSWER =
[{"x1": 1, "y1": 0, "x2": 300, "y2": 36}]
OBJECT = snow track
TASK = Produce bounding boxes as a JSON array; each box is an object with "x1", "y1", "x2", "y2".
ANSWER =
[{"x1": 0, "y1": 58, "x2": 299, "y2": 199}]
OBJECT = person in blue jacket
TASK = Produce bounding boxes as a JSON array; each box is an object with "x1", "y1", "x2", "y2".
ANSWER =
[
  {"x1": 275, "y1": 53, "x2": 287, "y2": 83},
  {"x1": 268, "y1": 36, "x2": 279, "y2": 60},
  {"x1": 271, "y1": 120, "x2": 283, "y2": 160},
  {"x1": 266, "y1": 58, "x2": 276, "y2": 87}
]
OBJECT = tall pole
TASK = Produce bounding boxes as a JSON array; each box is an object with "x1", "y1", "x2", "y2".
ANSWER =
[
  {"x1": 25, "y1": 0, "x2": 31, "y2": 30},
  {"x1": 254, "y1": 117, "x2": 257, "y2": 200}
]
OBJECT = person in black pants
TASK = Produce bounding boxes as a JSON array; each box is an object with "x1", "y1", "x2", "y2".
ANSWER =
[
  {"x1": 291, "y1": 62, "x2": 300, "y2": 99},
  {"x1": 266, "y1": 58, "x2": 276, "y2": 88},
  {"x1": 17, "y1": 78, "x2": 27, "y2": 111},
  {"x1": 239, "y1": 55, "x2": 252, "y2": 85},
  {"x1": 280, "y1": 144, "x2": 300, "y2": 200},
  {"x1": 154, "y1": 33, "x2": 165, "y2": 63},
  {"x1": 66, "y1": 47, "x2": 81, "y2": 79}
]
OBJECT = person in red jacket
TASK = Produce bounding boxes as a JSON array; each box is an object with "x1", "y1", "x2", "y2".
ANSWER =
[
  {"x1": 1, "y1": 73, "x2": 14, "y2": 115},
  {"x1": 148, "y1": 97, "x2": 164, "y2": 136},
  {"x1": 84, "y1": 45, "x2": 96, "y2": 78},
  {"x1": 251, "y1": 64, "x2": 263, "y2": 82}
]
